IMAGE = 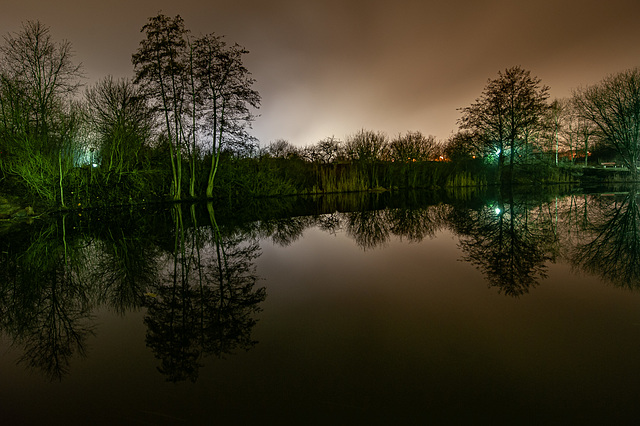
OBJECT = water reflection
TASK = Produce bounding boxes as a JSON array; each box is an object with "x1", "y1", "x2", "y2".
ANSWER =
[
  {"x1": 0, "y1": 204, "x2": 266, "y2": 381},
  {"x1": 144, "y1": 205, "x2": 265, "y2": 382},
  {"x1": 0, "y1": 218, "x2": 95, "y2": 380},
  {"x1": 450, "y1": 192, "x2": 558, "y2": 297},
  {"x1": 572, "y1": 189, "x2": 640, "y2": 289},
  {"x1": 90, "y1": 209, "x2": 161, "y2": 312},
  {"x1": 1, "y1": 188, "x2": 640, "y2": 380}
]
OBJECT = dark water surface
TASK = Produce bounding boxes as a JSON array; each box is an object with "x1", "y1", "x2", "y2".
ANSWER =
[{"x1": 2, "y1": 190, "x2": 640, "y2": 424}]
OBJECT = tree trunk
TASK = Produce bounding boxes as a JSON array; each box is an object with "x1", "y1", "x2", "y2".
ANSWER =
[{"x1": 58, "y1": 151, "x2": 65, "y2": 208}]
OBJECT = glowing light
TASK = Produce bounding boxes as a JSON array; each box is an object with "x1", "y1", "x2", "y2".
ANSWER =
[
  {"x1": 495, "y1": 207, "x2": 501, "y2": 215},
  {"x1": 92, "y1": 163, "x2": 98, "y2": 168}
]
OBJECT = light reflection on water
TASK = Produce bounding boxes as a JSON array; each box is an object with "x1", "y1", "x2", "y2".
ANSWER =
[{"x1": 2, "y1": 189, "x2": 640, "y2": 424}]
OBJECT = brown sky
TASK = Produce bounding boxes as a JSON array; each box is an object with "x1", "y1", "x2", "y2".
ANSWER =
[{"x1": 2, "y1": 0, "x2": 640, "y2": 146}]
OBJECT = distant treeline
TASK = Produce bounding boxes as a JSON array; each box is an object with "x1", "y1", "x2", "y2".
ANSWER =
[{"x1": 1, "y1": 16, "x2": 639, "y2": 211}]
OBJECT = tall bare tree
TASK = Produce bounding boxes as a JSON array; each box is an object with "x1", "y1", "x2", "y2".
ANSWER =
[
  {"x1": 0, "y1": 20, "x2": 83, "y2": 206},
  {"x1": 132, "y1": 14, "x2": 189, "y2": 200},
  {"x1": 459, "y1": 66, "x2": 549, "y2": 181},
  {"x1": 192, "y1": 34, "x2": 260, "y2": 199},
  {"x1": 573, "y1": 68, "x2": 640, "y2": 177},
  {"x1": 133, "y1": 15, "x2": 260, "y2": 200}
]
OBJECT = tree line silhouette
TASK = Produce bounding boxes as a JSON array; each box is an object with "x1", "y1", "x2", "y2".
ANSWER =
[{"x1": 2, "y1": 15, "x2": 640, "y2": 211}]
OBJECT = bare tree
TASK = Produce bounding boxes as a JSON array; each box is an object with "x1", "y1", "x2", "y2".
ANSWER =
[
  {"x1": 0, "y1": 21, "x2": 83, "y2": 150},
  {"x1": 443, "y1": 130, "x2": 486, "y2": 161},
  {"x1": 573, "y1": 68, "x2": 640, "y2": 177},
  {"x1": 0, "y1": 20, "x2": 83, "y2": 206},
  {"x1": 542, "y1": 99, "x2": 565, "y2": 165},
  {"x1": 459, "y1": 66, "x2": 549, "y2": 181},
  {"x1": 84, "y1": 76, "x2": 154, "y2": 182},
  {"x1": 265, "y1": 139, "x2": 298, "y2": 159},
  {"x1": 133, "y1": 14, "x2": 189, "y2": 200},
  {"x1": 344, "y1": 129, "x2": 388, "y2": 162},
  {"x1": 133, "y1": 15, "x2": 260, "y2": 200},
  {"x1": 314, "y1": 136, "x2": 341, "y2": 163},
  {"x1": 389, "y1": 131, "x2": 437, "y2": 162},
  {"x1": 343, "y1": 129, "x2": 388, "y2": 189},
  {"x1": 192, "y1": 33, "x2": 260, "y2": 198},
  {"x1": 554, "y1": 99, "x2": 596, "y2": 166}
]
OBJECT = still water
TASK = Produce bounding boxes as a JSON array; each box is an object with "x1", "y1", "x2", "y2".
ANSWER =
[{"x1": 2, "y1": 189, "x2": 640, "y2": 424}]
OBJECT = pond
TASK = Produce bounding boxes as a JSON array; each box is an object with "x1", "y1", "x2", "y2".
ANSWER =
[{"x1": 1, "y1": 189, "x2": 640, "y2": 424}]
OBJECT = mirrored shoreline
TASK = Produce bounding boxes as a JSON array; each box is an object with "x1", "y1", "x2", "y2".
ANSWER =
[{"x1": 2, "y1": 188, "x2": 640, "y2": 423}]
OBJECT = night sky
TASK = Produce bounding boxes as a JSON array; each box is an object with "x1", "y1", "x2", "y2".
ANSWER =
[{"x1": 2, "y1": 0, "x2": 640, "y2": 146}]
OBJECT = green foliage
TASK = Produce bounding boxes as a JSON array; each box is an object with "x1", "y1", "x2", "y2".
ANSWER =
[
  {"x1": 0, "y1": 21, "x2": 83, "y2": 207},
  {"x1": 313, "y1": 163, "x2": 368, "y2": 193},
  {"x1": 6, "y1": 152, "x2": 58, "y2": 201}
]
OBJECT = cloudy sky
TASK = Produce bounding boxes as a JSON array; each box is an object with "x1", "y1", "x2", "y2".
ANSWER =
[{"x1": 2, "y1": 0, "x2": 639, "y2": 146}]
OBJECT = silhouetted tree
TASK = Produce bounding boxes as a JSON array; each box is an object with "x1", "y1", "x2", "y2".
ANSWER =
[
  {"x1": 388, "y1": 131, "x2": 438, "y2": 188},
  {"x1": 133, "y1": 13, "x2": 189, "y2": 200},
  {"x1": 133, "y1": 15, "x2": 260, "y2": 200},
  {"x1": 459, "y1": 66, "x2": 550, "y2": 181},
  {"x1": 389, "y1": 131, "x2": 437, "y2": 163},
  {"x1": 84, "y1": 76, "x2": 154, "y2": 183},
  {"x1": 541, "y1": 99, "x2": 566, "y2": 165},
  {"x1": 573, "y1": 68, "x2": 640, "y2": 177},
  {"x1": 443, "y1": 130, "x2": 483, "y2": 161},
  {"x1": 192, "y1": 33, "x2": 260, "y2": 198},
  {"x1": 265, "y1": 139, "x2": 299, "y2": 159},
  {"x1": 314, "y1": 136, "x2": 342, "y2": 163},
  {"x1": 344, "y1": 129, "x2": 389, "y2": 189}
]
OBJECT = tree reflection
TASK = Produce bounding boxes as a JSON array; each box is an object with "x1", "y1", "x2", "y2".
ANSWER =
[
  {"x1": 0, "y1": 216, "x2": 94, "y2": 380},
  {"x1": 144, "y1": 204, "x2": 266, "y2": 382},
  {"x1": 451, "y1": 192, "x2": 557, "y2": 297},
  {"x1": 317, "y1": 212, "x2": 341, "y2": 235},
  {"x1": 0, "y1": 204, "x2": 267, "y2": 382},
  {"x1": 4, "y1": 189, "x2": 640, "y2": 382},
  {"x1": 345, "y1": 209, "x2": 391, "y2": 250},
  {"x1": 572, "y1": 189, "x2": 640, "y2": 288},
  {"x1": 257, "y1": 216, "x2": 313, "y2": 247},
  {"x1": 387, "y1": 205, "x2": 448, "y2": 242},
  {"x1": 89, "y1": 216, "x2": 162, "y2": 313}
]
